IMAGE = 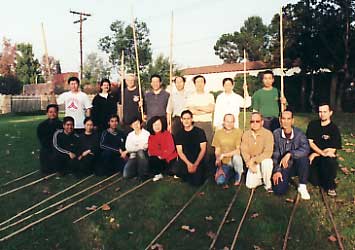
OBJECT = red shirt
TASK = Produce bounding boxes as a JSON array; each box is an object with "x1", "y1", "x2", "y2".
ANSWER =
[{"x1": 148, "y1": 131, "x2": 178, "y2": 163}]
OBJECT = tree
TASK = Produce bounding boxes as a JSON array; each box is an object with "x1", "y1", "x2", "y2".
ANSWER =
[
  {"x1": 15, "y1": 43, "x2": 40, "y2": 85},
  {"x1": 214, "y1": 16, "x2": 270, "y2": 63},
  {"x1": 82, "y1": 52, "x2": 111, "y2": 85},
  {"x1": 98, "y1": 19, "x2": 152, "y2": 74},
  {"x1": 0, "y1": 75, "x2": 22, "y2": 94},
  {"x1": 0, "y1": 38, "x2": 16, "y2": 76}
]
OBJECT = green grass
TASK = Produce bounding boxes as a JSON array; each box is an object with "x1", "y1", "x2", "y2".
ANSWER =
[{"x1": 0, "y1": 112, "x2": 354, "y2": 250}]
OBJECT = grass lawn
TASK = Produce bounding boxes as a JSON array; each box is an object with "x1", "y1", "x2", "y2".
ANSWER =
[{"x1": 0, "y1": 112, "x2": 354, "y2": 250}]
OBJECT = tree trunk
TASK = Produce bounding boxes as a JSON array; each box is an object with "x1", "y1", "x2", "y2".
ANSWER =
[{"x1": 330, "y1": 73, "x2": 338, "y2": 110}]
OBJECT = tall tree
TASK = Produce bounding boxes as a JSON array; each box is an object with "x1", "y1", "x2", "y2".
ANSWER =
[
  {"x1": 82, "y1": 52, "x2": 111, "y2": 85},
  {"x1": 0, "y1": 38, "x2": 17, "y2": 76},
  {"x1": 214, "y1": 16, "x2": 270, "y2": 63},
  {"x1": 98, "y1": 19, "x2": 152, "y2": 74},
  {"x1": 15, "y1": 43, "x2": 40, "y2": 85}
]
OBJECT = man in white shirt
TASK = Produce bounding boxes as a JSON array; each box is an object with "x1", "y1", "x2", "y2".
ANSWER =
[
  {"x1": 56, "y1": 76, "x2": 92, "y2": 132},
  {"x1": 213, "y1": 78, "x2": 251, "y2": 129}
]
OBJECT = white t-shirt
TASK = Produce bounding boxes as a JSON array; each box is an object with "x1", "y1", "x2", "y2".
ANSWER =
[
  {"x1": 186, "y1": 92, "x2": 215, "y2": 122},
  {"x1": 57, "y1": 91, "x2": 92, "y2": 129},
  {"x1": 125, "y1": 129, "x2": 150, "y2": 156},
  {"x1": 213, "y1": 92, "x2": 251, "y2": 128}
]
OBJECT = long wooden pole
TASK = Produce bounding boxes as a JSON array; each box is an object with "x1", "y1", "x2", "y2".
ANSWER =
[
  {"x1": 243, "y1": 49, "x2": 247, "y2": 131},
  {"x1": 280, "y1": 7, "x2": 286, "y2": 112},
  {"x1": 0, "y1": 174, "x2": 120, "y2": 231},
  {"x1": 167, "y1": 11, "x2": 174, "y2": 131},
  {"x1": 1, "y1": 170, "x2": 39, "y2": 187},
  {"x1": 41, "y1": 23, "x2": 51, "y2": 81},
  {"x1": 144, "y1": 181, "x2": 208, "y2": 250},
  {"x1": 119, "y1": 50, "x2": 125, "y2": 122},
  {"x1": 131, "y1": 11, "x2": 144, "y2": 121},
  {"x1": 0, "y1": 178, "x2": 120, "y2": 242},
  {"x1": 282, "y1": 193, "x2": 300, "y2": 250},
  {"x1": 0, "y1": 175, "x2": 93, "y2": 228},
  {"x1": 320, "y1": 188, "x2": 344, "y2": 250},
  {"x1": 0, "y1": 173, "x2": 56, "y2": 198},
  {"x1": 209, "y1": 181, "x2": 243, "y2": 249},
  {"x1": 230, "y1": 188, "x2": 255, "y2": 250},
  {"x1": 73, "y1": 178, "x2": 152, "y2": 223}
]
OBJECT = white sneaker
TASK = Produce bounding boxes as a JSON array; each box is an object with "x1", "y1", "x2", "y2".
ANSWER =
[
  {"x1": 153, "y1": 174, "x2": 163, "y2": 182},
  {"x1": 298, "y1": 184, "x2": 310, "y2": 200}
]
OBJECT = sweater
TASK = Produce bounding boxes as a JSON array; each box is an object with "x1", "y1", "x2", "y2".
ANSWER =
[{"x1": 148, "y1": 131, "x2": 178, "y2": 162}]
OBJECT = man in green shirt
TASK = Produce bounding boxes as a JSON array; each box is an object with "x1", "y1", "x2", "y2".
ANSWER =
[{"x1": 252, "y1": 70, "x2": 287, "y2": 131}]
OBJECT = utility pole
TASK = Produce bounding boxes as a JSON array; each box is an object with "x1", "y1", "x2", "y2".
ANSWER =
[{"x1": 70, "y1": 10, "x2": 91, "y2": 81}]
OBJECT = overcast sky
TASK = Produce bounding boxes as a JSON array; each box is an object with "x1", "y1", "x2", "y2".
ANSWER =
[{"x1": 1, "y1": 0, "x2": 298, "y2": 75}]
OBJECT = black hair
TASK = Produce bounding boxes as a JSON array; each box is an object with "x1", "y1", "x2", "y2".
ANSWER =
[
  {"x1": 251, "y1": 111, "x2": 264, "y2": 120},
  {"x1": 262, "y1": 70, "x2": 274, "y2": 79},
  {"x1": 46, "y1": 104, "x2": 59, "y2": 112},
  {"x1": 128, "y1": 115, "x2": 143, "y2": 125},
  {"x1": 108, "y1": 114, "x2": 119, "y2": 121},
  {"x1": 193, "y1": 75, "x2": 206, "y2": 84},
  {"x1": 181, "y1": 109, "x2": 193, "y2": 118},
  {"x1": 99, "y1": 78, "x2": 111, "y2": 92},
  {"x1": 281, "y1": 107, "x2": 294, "y2": 118},
  {"x1": 67, "y1": 76, "x2": 80, "y2": 85},
  {"x1": 63, "y1": 116, "x2": 74, "y2": 125},
  {"x1": 150, "y1": 74, "x2": 162, "y2": 82},
  {"x1": 174, "y1": 76, "x2": 186, "y2": 83},
  {"x1": 318, "y1": 102, "x2": 333, "y2": 111},
  {"x1": 83, "y1": 117, "x2": 94, "y2": 125},
  {"x1": 146, "y1": 116, "x2": 167, "y2": 135},
  {"x1": 222, "y1": 78, "x2": 234, "y2": 86}
]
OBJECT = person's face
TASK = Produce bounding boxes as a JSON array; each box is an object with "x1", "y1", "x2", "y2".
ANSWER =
[
  {"x1": 250, "y1": 114, "x2": 263, "y2": 132},
  {"x1": 262, "y1": 73, "x2": 274, "y2": 88},
  {"x1": 175, "y1": 77, "x2": 185, "y2": 91},
  {"x1": 108, "y1": 117, "x2": 118, "y2": 130},
  {"x1": 130, "y1": 120, "x2": 141, "y2": 131},
  {"x1": 181, "y1": 113, "x2": 193, "y2": 128},
  {"x1": 223, "y1": 114, "x2": 235, "y2": 130},
  {"x1": 318, "y1": 105, "x2": 332, "y2": 122},
  {"x1": 84, "y1": 120, "x2": 94, "y2": 133},
  {"x1": 223, "y1": 80, "x2": 234, "y2": 93},
  {"x1": 63, "y1": 121, "x2": 74, "y2": 134},
  {"x1": 126, "y1": 75, "x2": 136, "y2": 88},
  {"x1": 194, "y1": 77, "x2": 205, "y2": 92},
  {"x1": 280, "y1": 111, "x2": 294, "y2": 131},
  {"x1": 151, "y1": 77, "x2": 161, "y2": 91},
  {"x1": 69, "y1": 80, "x2": 79, "y2": 92},
  {"x1": 101, "y1": 82, "x2": 110, "y2": 93},
  {"x1": 152, "y1": 119, "x2": 163, "y2": 133},
  {"x1": 47, "y1": 107, "x2": 58, "y2": 120}
]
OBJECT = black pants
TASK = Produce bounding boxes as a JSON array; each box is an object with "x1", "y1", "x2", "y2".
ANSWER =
[
  {"x1": 173, "y1": 159, "x2": 205, "y2": 186},
  {"x1": 263, "y1": 117, "x2": 280, "y2": 132},
  {"x1": 149, "y1": 156, "x2": 176, "y2": 176},
  {"x1": 309, "y1": 156, "x2": 338, "y2": 190},
  {"x1": 39, "y1": 149, "x2": 56, "y2": 174},
  {"x1": 96, "y1": 150, "x2": 125, "y2": 176},
  {"x1": 52, "y1": 152, "x2": 78, "y2": 174},
  {"x1": 77, "y1": 154, "x2": 96, "y2": 175}
]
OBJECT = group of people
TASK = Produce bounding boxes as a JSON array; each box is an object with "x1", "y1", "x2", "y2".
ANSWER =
[{"x1": 36, "y1": 71, "x2": 342, "y2": 199}]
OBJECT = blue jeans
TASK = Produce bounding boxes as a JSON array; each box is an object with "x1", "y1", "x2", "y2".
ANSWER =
[
  {"x1": 123, "y1": 150, "x2": 149, "y2": 179},
  {"x1": 215, "y1": 154, "x2": 243, "y2": 185}
]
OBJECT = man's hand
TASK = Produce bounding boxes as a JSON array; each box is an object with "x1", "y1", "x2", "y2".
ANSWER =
[
  {"x1": 323, "y1": 148, "x2": 336, "y2": 158},
  {"x1": 280, "y1": 153, "x2": 291, "y2": 168},
  {"x1": 273, "y1": 172, "x2": 283, "y2": 185},
  {"x1": 309, "y1": 152, "x2": 320, "y2": 164},
  {"x1": 120, "y1": 150, "x2": 128, "y2": 159},
  {"x1": 82, "y1": 149, "x2": 91, "y2": 157},
  {"x1": 138, "y1": 100, "x2": 143, "y2": 107},
  {"x1": 68, "y1": 152, "x2": 76, "y2": 159},
  {"x1": 280, "y1": 97, "x2": 287, "y2": 105},
  {"x1": 247, "y1": 159, "x2": 257, "y2": 173},
  {"x1": 187, "y1": 162, "x2": 196, "y2": 173}
]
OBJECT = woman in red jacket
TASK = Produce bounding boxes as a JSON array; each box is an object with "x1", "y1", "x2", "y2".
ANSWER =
[{"x1": 147, "y1": 116, "x2": 178, "y2": 181}]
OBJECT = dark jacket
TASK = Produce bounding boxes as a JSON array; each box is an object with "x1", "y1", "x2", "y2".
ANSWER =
[
  {"x1": 37, "y1": 118, "x2": 62, "y2": 150},
  {"x1": 272, "y1": 127, "x2": 310, "y2": 173}
]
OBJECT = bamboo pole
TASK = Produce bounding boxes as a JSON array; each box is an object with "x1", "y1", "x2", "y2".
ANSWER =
[
  {"x1": 230, "y1": 188, "x2": 255, "y2": 250},
  {"x1": 0, "y1": 173, "x2": 56, "y2": 198},
  {"x1": 0, "y1": 178, "x2": 120, "y2": 242},
  {"x1": 0, "y1": 175, "x2": 93, "y2": 227},
  {"x1": 320, "y1": 188, "x2": 344, "y2": 250},
  {"x1": 131, "y1": 10, "x2": 144, "y2": 121},
  {"x1": 209, "y1": 181, "x2": 243, "y2": 249},
  {"x1": 144, "y1": 180, "x2": 208, "y2": 250},
  {"x1": 282, "y1": 193, "x2": 300, "y2": 250},
  {"x1": 0, "y1": 174, "x2": 120, "y2": 231},
  {"x1": 1, "y1": 170, "x2": 39, "y2": 187},
  {"x1": 243, "y1": 49, "x2": 247, "y2": 131},
  {"x1": 119, "y1": 50, "x2": 125, "y2": 122},
  {"x1": 73, "y1": 178, "x2": 152, "y2": 223},
  {"x1": 280, "y1": 7, "x2": 286, "y2": 112},
  {"x1": 167, "y1": 11, "x2": 174, "y2": 131}
]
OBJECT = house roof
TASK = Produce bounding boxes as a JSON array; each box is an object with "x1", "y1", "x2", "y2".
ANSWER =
[{"x1": 182, "y1": 61, "x2": 269, "y2": 75}]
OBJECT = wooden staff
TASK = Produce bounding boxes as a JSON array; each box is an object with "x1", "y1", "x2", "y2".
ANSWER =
[
  {"x1": 280, "y1": 7, "x2": 286, "y2": 112},
  {"x1": 0, "y1": 173, "x2": 56, "y2": 198},
  {"x1": 230, "y1": 188, "x2": 255, "y2": 250},
  {"x1": 1, "y1": 170, "x2": 39, "y2": 187},
  {"x1": 209, "y1": 179, "x2": 243, "y2": 249},
  {"x1": 320, "y1": 188, "x2": 344, "y2": 250},
  {"x1": 167, "y1": 11, "x2": 174, "y2": 131},
  {"x1": 0, "y1": 177, "x2": 121, "y2": 242},
  {"x1": 131, "y1": 11, "x2": 144, "y2": 121},
  {"x1": 0, "y1": 175, "x2": 93, "y2": 228},
  {"x1": 243, "y1": 49, "x2": 247, "y2": 131},
  {"x1": 282, "y1": 193, "x2": 300, "y2": 250},
  {"x1": 73, "y1": 178, "x2": 152, "y2": 223},
  {"x1": 0, "y1": 174, "x2": 120, "y2": 231},
  {"x1": 118, "y1": 50, "x2": 125, "y2": 123},
  {"x1": 144, "y1": 180, "x2": 208, "y2": 250}
]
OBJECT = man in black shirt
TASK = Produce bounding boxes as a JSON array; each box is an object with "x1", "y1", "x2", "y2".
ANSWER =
[
  {"x1": 306, "y1": 103, "x2": 342, "y2": 196},
  {"x1": 37, "y1": 104, "x2": 62, "y2": 173},
  {"x1": 52, "y1": 116, "x2": 79, "y2": 174},
  {"x1": 174, "y1": 110, "x2": 207, "y2": 186}
]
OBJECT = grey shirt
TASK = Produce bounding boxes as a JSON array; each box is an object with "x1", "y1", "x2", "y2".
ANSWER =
[
  {"x1": 166, "y1": 89, "x2": 190, "y2": 117},
  {"x1": 144, "y1": 89, "x2": 170, "y2": 120}
]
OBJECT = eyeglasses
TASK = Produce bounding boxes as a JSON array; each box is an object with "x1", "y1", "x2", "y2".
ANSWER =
[{"x1": 250, "y1": 120, "x2": 261, "y2": 124}]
